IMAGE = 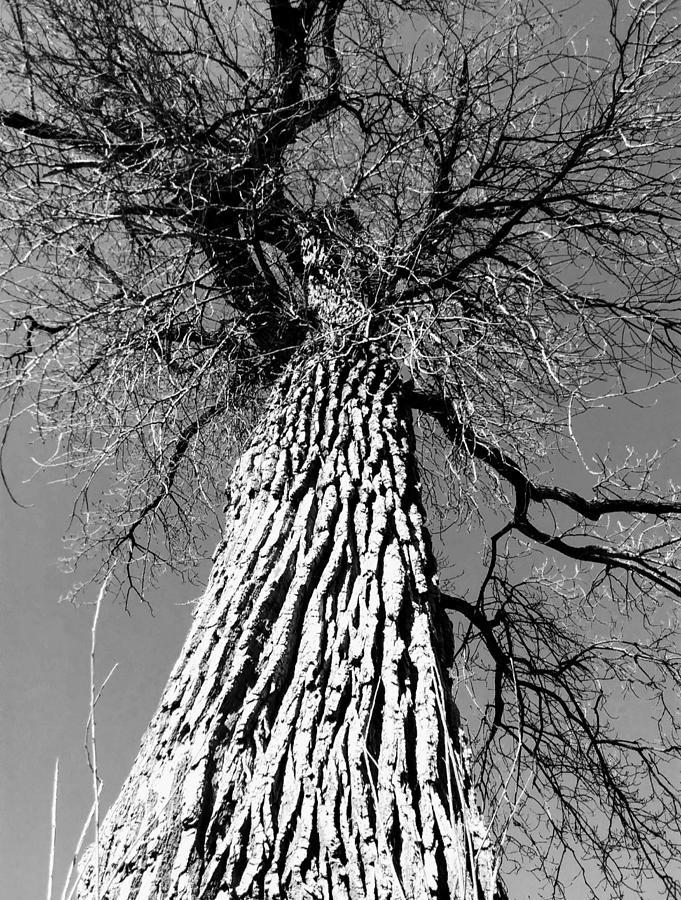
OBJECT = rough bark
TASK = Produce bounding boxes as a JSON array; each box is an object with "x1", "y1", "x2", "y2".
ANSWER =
[{"x1": 78, "y1": 351, "x2": 498, "y2": 900}]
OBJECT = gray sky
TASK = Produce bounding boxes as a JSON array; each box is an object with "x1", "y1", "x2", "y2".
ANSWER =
[{"x1": 1, "y1": 420, "x2": 197, "y2": 900}]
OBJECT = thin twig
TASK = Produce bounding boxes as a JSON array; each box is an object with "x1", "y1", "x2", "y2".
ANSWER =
[
  {"x1": 89, "y1": 575, "x2": 111, "y2": 900},
  {"x1": 84, "y1": 662, "x2": 119, "y2": 771},
  {"x1": 47, "y1": 757, "x2": 59, "y2": 900},
  {"x1": 60, "y1": 785, "x2": 102, "y2": 900}
]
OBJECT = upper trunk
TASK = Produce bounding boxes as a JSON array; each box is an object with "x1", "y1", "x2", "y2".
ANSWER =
[{"x1": 78, "y1": 350, "x2": 498, "y2": 900}]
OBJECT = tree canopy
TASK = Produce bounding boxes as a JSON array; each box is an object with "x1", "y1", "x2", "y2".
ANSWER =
[{"x1": 2, "y1": 0, "x2": 681, "y2": 897}]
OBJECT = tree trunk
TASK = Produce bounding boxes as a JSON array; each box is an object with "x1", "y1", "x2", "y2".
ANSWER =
[{"x1": 78, "y1": 351, "x2": 498, "y2": 900}]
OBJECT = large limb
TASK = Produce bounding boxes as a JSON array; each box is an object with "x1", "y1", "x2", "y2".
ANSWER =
[
  {"x1": 408, "y1": 388, "x2": 681, "y2": 599},
  {"x1": 258, "y1": 0, "x2": 346, "y2": 155}
]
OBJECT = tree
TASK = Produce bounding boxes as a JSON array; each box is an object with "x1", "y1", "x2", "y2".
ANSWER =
[{"x1": 1, "y1": 0, "x2": 681, "y2": 897}]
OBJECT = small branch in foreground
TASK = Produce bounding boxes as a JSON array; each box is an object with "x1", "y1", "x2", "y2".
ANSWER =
[
  {"x1": 47, "y1": 757, "x2": 59, "y2": 900},
  {"x1": 88, "y1": 576, "x2": 112, "y2": 900}
]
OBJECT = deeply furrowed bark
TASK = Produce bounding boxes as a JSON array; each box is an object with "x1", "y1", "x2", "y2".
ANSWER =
[{"x1": 78, "y1": 350, "x2": 498, "y2": 900}]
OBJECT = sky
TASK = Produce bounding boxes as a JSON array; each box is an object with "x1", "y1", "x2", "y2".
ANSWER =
[{"x1": 0, "y1": 418, "x2": 199, "y2": 900}]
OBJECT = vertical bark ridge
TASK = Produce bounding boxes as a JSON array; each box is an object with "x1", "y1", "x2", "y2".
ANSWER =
[{"x1": 78, "y1": 350, "x2": 498, "y2": 900}]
